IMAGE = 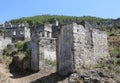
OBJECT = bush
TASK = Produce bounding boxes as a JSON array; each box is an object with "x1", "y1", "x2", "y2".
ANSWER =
[
  {"x1": 25, "y1": 49, "x2": 31, "y2": 58},
  {"x1": 3, "y1": 47, "x2": 11, "y2": 56},
  {"x1": 16, "y1": 41, "x2": 25, "y2": 52},
  {"x1": 109, "y1": 47, "x2": 120, "y2": 58},
  {"x1": 114, "y1": 66, "x2": 120, "y2": 73},
  {"x1": 115, "y1": 59, "x2": 120, "y2": 65}
]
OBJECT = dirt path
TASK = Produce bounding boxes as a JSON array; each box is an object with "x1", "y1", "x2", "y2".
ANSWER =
[{"x1": 0, "y1": 64, "x2": 57, "y2": 83}]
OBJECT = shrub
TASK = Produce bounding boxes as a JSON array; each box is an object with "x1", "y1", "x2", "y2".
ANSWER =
[
  {"x1": 3, "y1": 47, "x2": 11, "y2": 56},
  {"x1": 116, "y1": 59, "x2": 120, "y2": 65},
  {"x1": 16, "y1": 41, "x2": 25, "y2": 52},
  {"x1": 114, "y1": 66, "x2": 120, "y2": 73},
  {"x1": 25, "y1": 49, "x2": 31, "y2": 58},
  {"x1": 109, "y1": 47, "x2": 120, "y2": 58}
]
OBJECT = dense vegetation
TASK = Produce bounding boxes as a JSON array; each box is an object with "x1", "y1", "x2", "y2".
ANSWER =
[
  {"x1": 9, "y1": 15, "x2": 120, "y2": 36},
  {"x1": 9, "y1": 15, "x2": 111, "y2": 25}
]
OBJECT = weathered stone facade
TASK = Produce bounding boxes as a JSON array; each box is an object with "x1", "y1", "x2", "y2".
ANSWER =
[
  {"x1": 30, "y1": 24, "x2": 56, "y2": 71},
  {"x1": 5, "y1": 20, "x2": 108, "y2": 76},
  {"x1": 0, "y1": 33, "x2": 12, "y2": 50},
  {"x1": 0, "y1": 35, "x2": 12, "y2": 56},
  {"x1": 57, "y1": 21, "x2": 109, "y2": 76},
  {"x1": 0, "y1": 23, "x2": 30, "y2": 42}
]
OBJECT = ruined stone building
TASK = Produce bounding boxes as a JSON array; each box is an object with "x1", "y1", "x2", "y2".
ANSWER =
[
  {"x1": 30, "y1": 24, "x2": 56, "y2": 71},
  {"x1": 0, "y1": 23, "x2": 31, "y2": 56},
  {"x1": 57, "y1": 21, "x2": 109, "y2": 75},
  {"x1": 0, "y1": 20, "x2": 109, "y2": 76},
  {"x1": 0, "y1": 23, "x2": 30, "y2": 42},
  {"x1": 29, "y1": 20, "x2": 109, "y2": 75}
]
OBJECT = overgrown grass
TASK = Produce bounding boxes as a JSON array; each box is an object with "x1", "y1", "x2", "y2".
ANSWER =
[
  {"x1": 95, "y1": 62, "x2": 107, "y2": 68},
  {"x1": 15, "y1": 41, "x2": 25, "y2": 52},
  {"x1": 3, "y1": 47, "x2": 11, "y2": 56},
  {"x1": 109, "y1": 46, "x2": 120, "y2": 58},
  {"x1": 45, "y1": 59, "x2": 56, "y2": 66},
  {"x1": 25, "y1": 49, "x2": 31, "y2": 58},
  {"x1": 114, "y1": 76, "x2": 120, "y2": 83},
  {"x1": 114, "y1": 66, "x2": 120, "y2": 73}
]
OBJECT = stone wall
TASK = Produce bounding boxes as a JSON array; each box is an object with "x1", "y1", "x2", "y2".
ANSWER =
[
  {"x1": 4, "y1": 26, "x2": 30, "y2": 41},
  {"x1": 57, "y1": 24, "x2": 74, "y2": 75},
  {"x1": 30, "y1": 24, "x2": 56, "y2": 71},
  {"x1": 92, "y1": 29, "x2": 109, "y2": 63},
  {"x1": 57, "y1": 21, "x2": 109, "y2": 76},
  {"x1": 39, "y1": 38, "x2": 56, "y2": 61},
  {"x1": 30, "y1": 37, "x2": 56, "y2": 71},
  {"x1": 0, "y1": 36, "x2": 12, "y2": 50}
]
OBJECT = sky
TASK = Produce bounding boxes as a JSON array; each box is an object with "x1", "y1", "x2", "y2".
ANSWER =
[{"x1": 0, "y1": 0, "x2": 120, "y2": 23}]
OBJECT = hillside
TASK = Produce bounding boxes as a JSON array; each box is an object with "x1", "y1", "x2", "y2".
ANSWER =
[
  {"x1": 10, "y1": 15, "x2": 109, "y2": 25},
  {"x1": 9, "y1": 15, "x2": 120, "y2": 35}
]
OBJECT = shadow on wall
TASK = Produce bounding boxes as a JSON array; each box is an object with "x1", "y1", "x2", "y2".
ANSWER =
[{"x1": 30, "y1": 72, "x2": 66, "y2": 83}]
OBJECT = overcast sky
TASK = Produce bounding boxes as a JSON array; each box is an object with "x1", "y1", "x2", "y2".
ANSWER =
[{"x1": 0, "y1": 0, "x2": 120, "y2": 23}]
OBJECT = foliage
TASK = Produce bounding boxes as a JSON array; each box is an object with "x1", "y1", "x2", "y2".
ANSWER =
[
  {"x1": 109, "y1": 46, "x2": 120, "y2": 58},
  {"x1": 3, "y1": 47, "x2": 11, "y2": 56},
  {"x1": 114, "y1": 66, "x2": 120, "y2": 73},
  {"x1": 45, "y1": 59, "x2": 56, "y2": 66},
  {"x1": 95, "y1": 62, "x2": 108, "y2": 68},
  {"x1": 25, "y1": 49, "x2": 31, "y2": 58},
  {"x1": 9, "y1": 15, "x2": 111, "y2": 25},
  {"x1": 0, "y1": 30, "x2": 3, "y2": 33},
  {"x1": 16, "y1": 41, "x2": 25, "y2": 52},
  {"x1": 114, "y1": 76, "x2": 120, "y2": 83},
  {"x1": 115, "y1": 59, "x2": 120, "y2": 65}
]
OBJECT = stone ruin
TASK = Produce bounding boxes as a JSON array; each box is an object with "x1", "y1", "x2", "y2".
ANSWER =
[
  {"x1": 30, "y1": 24, "x2": 56, "y2": 71},
  {"x1": 0, "y1": 23, "x2": 30, "y2": 42},
  {"x1": 57, "y1": 21, "x2": 109, "y2": 76},
  {"x1": 30, "y1": 21, "x2": 109, "y2": 76}
]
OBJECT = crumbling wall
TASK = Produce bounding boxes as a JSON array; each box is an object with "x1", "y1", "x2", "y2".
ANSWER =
[
  {"x1": 57, "y1": 22, "x2": 109, "y2": 76},
  {"x1": 31, "y1": 40, "x2": 39, "y2": 71},
  {"x1": 30, "y1": 24, "x2": 56, "y2": 71},
  {"x1": 31, "y1": 36, "x2": 56, "y2": 71},
  {"x1": 0, "y1": 36, "x2": 12, "y2": 56},
  {"x1": 92, "y1": 29, "x2": 109, "y2": 62},
  {"x1": 57, "y1": 24, "x2": 74, "y2": 75},
  {"x1": 40, "y1": 38, "x2": 56, "y2": 61},
  {"x1": 0, "y1": 36, "x2": 12, "y2": 50}
]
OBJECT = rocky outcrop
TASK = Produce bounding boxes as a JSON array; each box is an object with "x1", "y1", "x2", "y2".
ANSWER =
[{"x1": 67, "y1": 69, "x2": 116, "y2": 83}]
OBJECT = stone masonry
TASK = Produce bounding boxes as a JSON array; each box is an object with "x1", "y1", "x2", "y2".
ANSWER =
[
  {"x1": 30, "y1": 24, "x2": 56, "y2": 71},
  {"x1": 29, "y1": 20, "x2": 108, "y2": 75},
  {"x1": 57, "y1": 21, "x2": 109, "y2": 76},
  {"x1": 0, "y1": 23, "x2": 30, "y2": 42}
]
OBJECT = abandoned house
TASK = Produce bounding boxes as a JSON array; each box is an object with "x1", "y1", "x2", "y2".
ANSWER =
[
  {"x1": 29, "y1": 21, "x2": 109, "y2": 76},
  {"x1": 57, "y1": 21, "x2": 109, "y2": 75},
  {"x1": 30, "y1": 24, "x2": 57, "y2": 71},
  {"x1": 0, "y1": 20, "x2": 109, "y2": 77},
  {"x1": 0, "y1": 22, "x2": 30, "y2": 42}
]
